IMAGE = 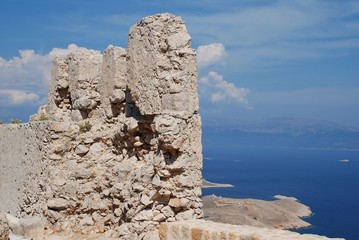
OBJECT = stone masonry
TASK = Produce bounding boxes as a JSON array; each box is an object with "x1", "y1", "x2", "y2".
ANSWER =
[{"x1": 0, "y1": 13, "x2": 202, "y2": 239}]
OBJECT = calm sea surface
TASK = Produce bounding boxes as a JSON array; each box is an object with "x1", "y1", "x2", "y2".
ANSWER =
[{"x1": 202, "y1": 146, "x2": 359, "y2": 240}]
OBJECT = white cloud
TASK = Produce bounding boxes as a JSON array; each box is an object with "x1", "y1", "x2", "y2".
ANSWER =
[
  {"x1": 0, "y1": 89, "x2": 40, "y2": 105},
  {"x1": 197, "y1": 43, "x2": 227, "y2": 68},
  {"x1": 200, "y1": 71, "x2": 250, "y2": 106},
  {"x1": 186, "y1": 0, "x2": 359, "y2": 70},
  {"x1": 252, "y1": 87, "x2": 359, "y2": 105},
  {"x1": 0, "y1": 44, "x2": 83, "y2": 106},
  {"x1": 49, "y1": 44, "x2": 86, "y2": 58}
]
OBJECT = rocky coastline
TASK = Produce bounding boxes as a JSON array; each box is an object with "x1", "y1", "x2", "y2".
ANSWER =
[
  {"x1": 203, "y1": 194, "x2": 313, "y2": 230},
  {"x1": 202, "y1": 179, "x2": 234, "y2": 188}
]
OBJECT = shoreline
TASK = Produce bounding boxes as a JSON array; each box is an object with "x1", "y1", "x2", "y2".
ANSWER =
[
  {"x1": 202, "y1": 194, "x2": 313, "y2": 230},
  {"x1": 202, "y1": 179, "x2": 234, "y2": 188}
]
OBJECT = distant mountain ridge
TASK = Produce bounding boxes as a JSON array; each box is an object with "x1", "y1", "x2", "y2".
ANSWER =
[
  {"x1": 204, "y1": 117, "x2": 359, "y2": 135},
  {"x1": 202, "y1": 117, "x2": 359, "y2": 150},
  {"x1": 230, "y1": 117, "x2": 359, "y2": 135}
]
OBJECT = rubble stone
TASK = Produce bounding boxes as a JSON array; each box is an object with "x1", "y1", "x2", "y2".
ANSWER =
[{"x1": 0, "y1": 212, "x2": 9, "y2": 240}]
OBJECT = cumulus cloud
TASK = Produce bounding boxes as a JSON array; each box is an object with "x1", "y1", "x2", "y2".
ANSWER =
[
  {"x1": 49, "y1": 44, "x2": 85, "y2": 58},
  {"x1": 186, "y1": 0, "x2": 359, "y2": 69},
  {"x1": 200, "y1": 71, "x2": 250, "y2": 106},
  {"x1": 197, "y1": 43, "x2": 227, "y2": 68},
  {"x1": 0, "y1": 44, "x2": 83, "y2": 107},
  {"x1": 0, "y1": 89, "x2": 40, "y2": 105}
]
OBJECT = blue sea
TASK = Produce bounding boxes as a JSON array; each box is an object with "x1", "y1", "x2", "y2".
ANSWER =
[{"x1": 202, "y1": 145, "x2": 359, "y2": 240}]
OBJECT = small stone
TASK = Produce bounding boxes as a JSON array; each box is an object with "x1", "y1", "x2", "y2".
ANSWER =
[
  {"x1": 47, "y1": 198, "x2": 69, "y2": 211},
  {"x1": 50, "y1": 122, "x2": 70, "y2": 133},
  {"x1": 0, "y1": 212, "x2": 9, "y2": 240},
  {"x1": 133, "y1": 183, "x2": 145, "y2": 192},
  {"x1": 168, "y1": 198, "x2": 182, "y2": 208},
  {"x1": 177, "y1": 175, "x2": 195, "y2": 187},
  {"x1": 157, "y1": 169, "x2": 171, "y2": 178},
  {"x1": 84, "y1": 138, "x2": 94, "y2": 144},
  {"x1": 141, "y1": 195, "x2": 153, "y2": 206},
  {"x1": 109, "y1": 89, "x2": 126, "y2": 103},
  {"x1": 166, "y1": 217, "x2": 176, "y2": 222},
  {"x1": 47, "y1": 210, "x2": 61, "y2": 221},
  {"x1": 114, "y1": 208, "x2": 123, "y2": 217},
  {"x1": 117, "y1": 223, "x2": 130, "y2": 236},
  {"x1": 161, "y1": 206, "x2": 174, "y2": 218},
  {"x1": 58, "y1": 79, "x2": 69, "y2": 89},
  {"x1": 102, "y1": 189, "x2": 111, "y2": 197},
  {"x1": 49, "y1": 154, "x2": 62, "y2": 161},
  {"x1": 80, "y1": 216, "x2": 94, "y2": 226},
  {"x1": 133, "y1": 209, "x2": 153, "y2": 221},
  {"x1": 88, "y1": 142, "x2": 105, "y2": 156},
  {"x1": 75, "y1": 144, "x2": 89, "y2": 156},
  {"x1": 73, "y1": 97, "x2": 93, "y2": 110},
  {"x1": 153, "y1": 213, "x2": 166, "y2": 222},
  {"x1": 167, "y1": 32, "x2": 191, "y2": 50},
  {"x1": 82, "y1": 193, "x2": 109, "y2": 212},
  {"x1": 134, "y1": 141, "x2": 144, "y2": 147},
  {"x1": 175, "y1": 209, "x2": 195, "y2": 221},
  {"x1": 152, "y1": 174, "x2": 161, "y2": 186}
]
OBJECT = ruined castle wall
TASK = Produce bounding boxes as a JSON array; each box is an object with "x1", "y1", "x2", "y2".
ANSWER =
[
  {"x1": 0, "y1": 123, "x2": 50, "y2": 215},
  {"x1": 0, "y1": 13, "x2": 203, "y2": 239}
]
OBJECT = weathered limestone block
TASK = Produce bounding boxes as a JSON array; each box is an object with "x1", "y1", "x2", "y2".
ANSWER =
[
  {"x1": 67, "y1": 49, "x2": 103, "y2": 120},
  {"x1": 46, "y1": 57, "x2": 71, "y2": 121},
  {"x1": 6, "y1": 214, "x2": 46, "y2": 240},
  {"x1": 128, "y1": 13, "x2": 199, "y2": 118},
  {"x1": 100, "y1": 45, "x2": 127, "y2": 118},
  {"x1": 0, "y1": 123, "x2": 51, "y2": 216}
]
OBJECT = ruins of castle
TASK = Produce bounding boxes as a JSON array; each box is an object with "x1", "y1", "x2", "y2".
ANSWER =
[{"x1": 0, "y1": 13, "x2": 344, "y2": 240}]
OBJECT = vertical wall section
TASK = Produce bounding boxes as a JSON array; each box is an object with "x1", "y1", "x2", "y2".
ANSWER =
[
  {"x1": 0, "y1": 123, "x2": 50, "y2": 215},
  {"x1": 0, "y1": 13, "x2": 203, "y2": 239}
]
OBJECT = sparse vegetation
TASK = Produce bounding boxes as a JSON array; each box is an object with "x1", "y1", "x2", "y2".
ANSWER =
[
  {"x1": 79, "y1": 121, "x2": 92, "y2": 133},
  {"x1": 10, "y1": 119, "x2": 21, "y2": 124},
  {"x1": 0, "y1": 119, "x2": 3, "y2": 124},
  {"x1": 39, "y1": 113, "x2": 49, "y2": 121}
]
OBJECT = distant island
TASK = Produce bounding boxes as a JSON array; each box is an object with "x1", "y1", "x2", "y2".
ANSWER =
[
  {"x1": 202, "y1": 179, "x2": 234, "y2": 188},
  {"x1": 339, "y1": 159, "x2": 350, "y2": 163},
  {"x1": 202, "y1": 194, "x2": 313, "y2": 230}
]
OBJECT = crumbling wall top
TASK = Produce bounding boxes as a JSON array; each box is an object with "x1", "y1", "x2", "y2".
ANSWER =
[{"x1": 127, "y1": 13, "x2": 199, "y2": 119}]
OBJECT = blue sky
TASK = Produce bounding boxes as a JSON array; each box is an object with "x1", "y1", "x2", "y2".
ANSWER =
[{"x1": 1, "y1": 0, "x2": 359, "y2": 127}]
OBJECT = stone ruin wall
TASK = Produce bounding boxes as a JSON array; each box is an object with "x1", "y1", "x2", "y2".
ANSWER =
[
  {"x1": 0, "y1": 123, "x2": 50, "y2": 216},
  {"x1": 0, "y1": 13, "x2": 202, "y2": 239}
]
